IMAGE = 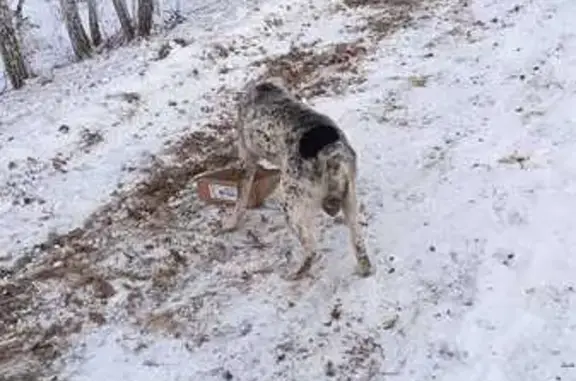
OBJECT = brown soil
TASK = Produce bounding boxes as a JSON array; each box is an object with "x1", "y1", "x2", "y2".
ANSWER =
[{"x1": 253, "y1": 40, "x2": 369, "y2": 98}]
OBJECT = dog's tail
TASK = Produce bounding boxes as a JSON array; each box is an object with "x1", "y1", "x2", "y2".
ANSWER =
[{"x1": 320, "y1": 143, "x2": 357, "y2": 217}]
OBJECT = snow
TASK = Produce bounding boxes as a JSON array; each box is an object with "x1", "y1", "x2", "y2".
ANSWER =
[
  {"x1": 0, "y1": 0, "x2": 307, "y2": 261},
  {"x1": 2, "y1": 0, "x2": 576, "y2": 380}
]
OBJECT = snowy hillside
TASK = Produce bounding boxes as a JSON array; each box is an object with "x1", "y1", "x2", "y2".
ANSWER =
[
  {"x1": 2, "y1": 0, "x2": 576, "y2": 380},
  {"x1": 1, "y1": 0, "x2": 253, "y2": 86}
]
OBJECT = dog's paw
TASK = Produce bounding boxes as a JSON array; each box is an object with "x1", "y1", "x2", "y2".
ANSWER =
[
  {"x1": 280, "y1": 267, "x2": 313, "y2": 281},
  {"x1": 280, "y1": 270, "x2": 305, "y2": 281},
  {"x1": 280, "y1": 254, "x2": 317, "y2": 281},
  {"x1": 221, "y1": 215, "x2": 239, "y2": 232},
  {"x1": 355, "y1": 257, "x2": 373, "y2": 277}
]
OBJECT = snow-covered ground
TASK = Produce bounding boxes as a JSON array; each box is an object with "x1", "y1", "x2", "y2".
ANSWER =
[
  {"x1": 0, "y1": 0, "x2": 318, "y2": 261},
  {"x1": 2, "y1": 0, "x2": 576, "y2": 380}
]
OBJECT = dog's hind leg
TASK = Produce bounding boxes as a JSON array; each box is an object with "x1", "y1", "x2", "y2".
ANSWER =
[
  {"x1": 279, "y1": 182, "x2": 319, "y2": 280},
  {"x1": 342, "y1": 177, "x2": 373, "y2": 277}
]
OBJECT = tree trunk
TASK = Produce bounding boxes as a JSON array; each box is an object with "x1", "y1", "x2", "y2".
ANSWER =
[
  {"x1": 87, "y1": 0, "x2": 102, "y2": 46},
  {"x1": 112, "y1": 0, "x2": 134, "y2": 41},
  {"x1": 14, "y1": 0, "x2": 25, "y2": 30},
  {"x1": 154, "y1": 0, "x2": 162, "y2": 19},
  {"x1": 131, "y1": 0, "x2": 137, "y2": 24},
  {"x1": 0, "y1": 0, "x2": 28, "y2": 89},
  {"x1": 60, "y1": 0, "x2": 92, "y2": 60},
  {"x1": 137, "y1": 0, "x2": 153, "y2": 37}
]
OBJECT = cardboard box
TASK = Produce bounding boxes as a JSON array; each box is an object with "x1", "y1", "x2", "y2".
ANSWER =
[{"x1": 194, "y1": 164, "x2": 280, "y2": 208}]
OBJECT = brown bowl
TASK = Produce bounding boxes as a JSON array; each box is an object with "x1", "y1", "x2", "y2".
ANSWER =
[{"x1": 195, "y1": 165, "x2": 280, "y2": 208}]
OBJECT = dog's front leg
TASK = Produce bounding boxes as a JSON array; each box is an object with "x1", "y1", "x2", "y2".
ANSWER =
[
  {"x1": 222, "y1": 161, "x2": 257, "y2": 232},
  {"x1": 342, "y1": 177, "x2": 373, "y2": 277},
  {"x1": 222, "y1": 166, "x2": 256, "y2": 232},
  {"x1": 222, "y1": 120, "x2": 257, "y2": 232}
]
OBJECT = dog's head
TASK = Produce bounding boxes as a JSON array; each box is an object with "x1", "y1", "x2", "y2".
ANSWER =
[{"x1": 242, "y1": 77, "x2": 287, "y2": 104}]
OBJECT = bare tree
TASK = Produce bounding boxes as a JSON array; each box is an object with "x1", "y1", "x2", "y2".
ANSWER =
[
  {"x1": 14, "y1": 0, "x2": 25, "y2": 30},
  {"x1": 60, "y1": 0, "x2": 92, "y2": 60},
  {"x1": 137, "y1": 0, "x2": 153, "y2": 36},
  {"x1": 112, "y1": 0, "x2": 134, "y2": 41},
  {"x1": 154, "y1": 0, "x2": 162, "y2": 19},
  {"x1": 131, "y1": 0, "x2": 137, "y2": 24},
  {"x1": 0, "y1": 0, "x2": 28, "y2": 89},
  {"x1": 87, "y1": 0, "x2": 102, "y2": 46}
]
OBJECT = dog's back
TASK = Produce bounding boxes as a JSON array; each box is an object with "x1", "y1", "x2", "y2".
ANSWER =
[
  {"x1": 240, "y1": 80, "x2": 348, "y2": 154},
  {"x1": 238, "y1": 80, "x2": 357, "y2": 217}
]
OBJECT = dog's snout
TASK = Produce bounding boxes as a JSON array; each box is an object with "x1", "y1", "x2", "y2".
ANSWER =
[{"x1": 322, "y1": 197, "x2": 342, "y2": 217}]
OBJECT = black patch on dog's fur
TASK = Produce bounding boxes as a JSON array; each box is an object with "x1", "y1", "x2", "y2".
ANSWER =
[
  {"x1": 322, "y1": 196, "x2": 341, "y2": 216},
  {"x1": 298, "y1": 124, "x2": 340, "y2": 159}
]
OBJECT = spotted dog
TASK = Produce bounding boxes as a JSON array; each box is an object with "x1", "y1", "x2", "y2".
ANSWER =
[{"x1": 223, "y1": 79, "x2": 372, "y2": 280}]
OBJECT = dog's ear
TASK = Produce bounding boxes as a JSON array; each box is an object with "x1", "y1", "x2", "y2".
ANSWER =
[
  {"x1": 232, "y1": 90, "x2": 243, "y2": 103},
  {"x1": 263, "y1": 76, "x2": 286, "y2": 88},
  {"x1": 255, "y1": 82, "x2": 280, "y2": 94},
  {"x1": 251, "y1": 79, "x2": 286, "y2": 104}
]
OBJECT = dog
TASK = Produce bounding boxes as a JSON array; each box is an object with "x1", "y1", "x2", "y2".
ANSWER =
[{"x1": 222, "y1": 78, "x2": 372, "y2": 280}]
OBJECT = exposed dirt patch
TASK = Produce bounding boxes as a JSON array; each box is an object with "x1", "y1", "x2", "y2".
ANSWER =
[
  {"x1": 0, "y1": 156, "x2": 49, "y2": 209},
  {"x1": 343, "y1": 0, "x2": 438, "y2": 39},
  {"x1": 0, "y1": 106, "x2": 241, "y2": 380},
  {"x1": 79, "y1": 128, "x2": 105, "y2": 152},
  {"x1": 253, "y1": 40, "x2": 369, "y2": 98},
  {"x1": 344, "y1": 0, "x2": 418, "y2": 7},
  {"x1": 120, "y1": 117, "x2": 237, "y2": 223},
  {"x1": 498, "y1": 151, "x2": 531, "y2": 169}
]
